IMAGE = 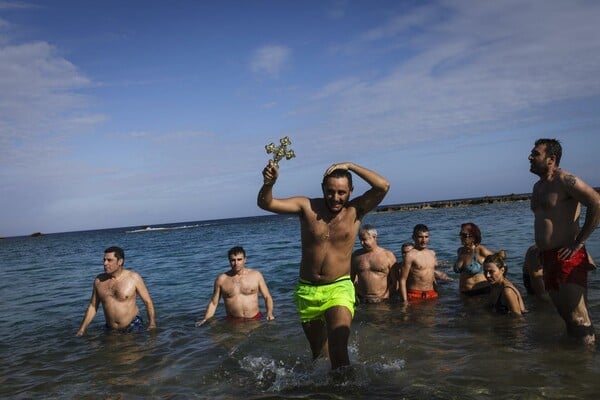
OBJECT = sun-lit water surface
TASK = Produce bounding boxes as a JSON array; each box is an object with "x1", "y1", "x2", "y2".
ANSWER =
[{"x1": 1, "y1": 201, "x2": 599, "y2": 399}]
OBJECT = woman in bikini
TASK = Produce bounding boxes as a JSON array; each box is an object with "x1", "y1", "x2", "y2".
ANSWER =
[
  {"x1": 454, "y1": 222, "x2": 493, "y2": 296},
  {"x1": 483, "y1": 251, "x2": 526, "y2": 316}
]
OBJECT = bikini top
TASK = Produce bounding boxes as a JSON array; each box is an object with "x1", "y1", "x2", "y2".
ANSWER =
[{"x1": 453, "y1": 247, "x2": 483, "y2": 275}]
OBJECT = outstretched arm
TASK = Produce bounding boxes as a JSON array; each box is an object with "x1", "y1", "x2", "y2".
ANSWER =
[
  {"x1": 258, "y1": 273, "x2": 275, "y2": 321},
  {"x1": 196, "y1": 278, "x2": 222, "y2": 327},
  {"x1": 399, "y1": 258, "x2": 411, "y2": 303},
  {"x1": 135, "y1": 273, "x2": 156, "y2": 329},
  {"x1": 325, "y1": 162, "x2": 390, "y2": 216},
  {"x1": 76, "y1": 283, "x2": 100, "y2": 336}
]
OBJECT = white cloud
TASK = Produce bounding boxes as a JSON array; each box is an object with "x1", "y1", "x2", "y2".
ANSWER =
[
  {"x1": 305, "y1": 0, "x2": 600, "y2": 154},
  {"x1": 0, "y1": 40, "x2": 100, "y2": 166},
  {"x1": 249, "y1": 45, "x2": 291, "y2": 77}
]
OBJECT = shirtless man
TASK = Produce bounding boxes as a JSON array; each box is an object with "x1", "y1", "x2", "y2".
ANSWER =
[
  {"x1": 196, "y1": 246, "x2": 274, "y2": 326},
  {"x1": 399, "y1": 224, "x2": 439, "y2": 302},
  {"x1": 258, "y1": 160, "x2": 389, "y2": 370},
  {"x1": 400, "y1": 242, "x2": 453, "y2": 287},
  {"x1": 529, "y1": 138, "x2": 600, "y2": 345},
  {"x1": 76, "y1": 246, "x2": 156, "y2": 335},
  {"x1": 351, "y1": 224, "x2": 397, "y2": 303}
]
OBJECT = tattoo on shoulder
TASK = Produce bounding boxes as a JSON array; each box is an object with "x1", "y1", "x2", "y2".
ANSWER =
[{"x1": 565, "y1": 174, "x2": 577, "y2": 187}]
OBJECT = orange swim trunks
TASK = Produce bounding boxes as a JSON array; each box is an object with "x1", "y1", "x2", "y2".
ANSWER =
[
  {"x1": 540, "y1": 246, "x2": 593, "y2": 291},
  {"x1": 407, "y1": 289, "x2": 438, "y2": 301}
]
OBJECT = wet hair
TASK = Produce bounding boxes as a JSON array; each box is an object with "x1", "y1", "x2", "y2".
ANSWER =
[
  {"x1": 104, "y1": 246, "x2": 125, "y2": 261},
  {"x1": 484, "y1": 250, "x2": 508, "y2": 276},
  {"x1": 535, "y1": 138, "x2": 562, "y2": 166},
  {"x1": 412, "y1": 224, "x2": 429, "y2": 237},
  {"x1": 228, "y1": 246, "x2": 246, "y2": 258},
  {"x1": 401, "y1": 242, "x2": 414, "y2": 253},
  {"x1": 322, "y1": 168, "x2": 353, "y2": 190},
  {"x1": 360, "y1": 224, "x2": 377, "y2": 237},
  {"x1": 460, "y1": 222, "x2": 482, "y2": 245}
]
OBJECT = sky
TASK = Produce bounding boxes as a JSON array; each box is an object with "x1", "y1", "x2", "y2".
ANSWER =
[{"x1": 1, "y1": 0, "x2": 600, "y2": 237}]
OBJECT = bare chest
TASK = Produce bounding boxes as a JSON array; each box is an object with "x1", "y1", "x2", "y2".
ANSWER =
[
  {"x1": 222, "y1": 278, "x2": 258, "y2": 298},
  {"x1": 304, "y1": 208, "x2": 358, "y2": 243},
  {"x1": 355, "y1": 253, "x2": 390, "y2": 273},
  {"x1": 410, "y1": 252, "x2": 436, "y2": 272},
  {"x1": 97, "y1": 280, "x2": 136, "y2": 302},
  {"x1": 532, "y1": 185, "x2": 560, "y2": 211}
]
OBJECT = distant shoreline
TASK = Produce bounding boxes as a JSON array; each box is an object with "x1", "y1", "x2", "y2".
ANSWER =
[
  {"x1": 376, "y1": 192, "x2": 534, "y2": 213},
  {"x1": 376, "y1": 187, "x2": 600, "y2": 213},
  {"x1": 7, "y1": 188, "x2": 598, "y2": 239}
]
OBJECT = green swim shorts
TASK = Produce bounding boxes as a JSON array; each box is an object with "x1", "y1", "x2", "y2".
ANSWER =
[{"x1": 293, "y1": 275, "x2": 355, "y2": 323}]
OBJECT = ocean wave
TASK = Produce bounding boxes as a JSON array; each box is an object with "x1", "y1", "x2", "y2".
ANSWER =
[{"x1": 125, "y1": 224, "x2": 202, "y2": 233}]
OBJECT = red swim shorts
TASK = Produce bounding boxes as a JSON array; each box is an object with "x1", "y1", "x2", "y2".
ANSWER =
[
  {"x1": 226, "y1": 312, "x2": 263, "y2": 322},
  {"x1": 540, "y1": 246, "x2": 591, "y2": 291},
  {"x1": 407, "y1": 289, "x2": 439, "y2": 301}
]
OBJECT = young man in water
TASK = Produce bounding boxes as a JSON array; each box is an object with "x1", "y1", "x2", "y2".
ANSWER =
[
  {"x1": 529, "y1": 138, "x2": 600, "y2": 345},
  {"x1": 258, "y1": 161, "x2": 389, "y2": 370},
  {"x1": 399, "y1": 242, "x2": 453, "y2": 292},
  {"x1": 398, "y1": 224, "x2": 439, "y2": 302},
  {"x1": 351, "y1": 224, "x2": 397, "y2": 303},
  {"x1": 195, "y1": 246, "x2": 274, "y2": 326},
  {"x1": 76, "y1": 246, "x2": 156, "y2": 335}
]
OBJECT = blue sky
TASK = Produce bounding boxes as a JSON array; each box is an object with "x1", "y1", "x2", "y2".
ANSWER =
[{"x1": 1, "y1": 0, "x2": 599, "y2": 237}]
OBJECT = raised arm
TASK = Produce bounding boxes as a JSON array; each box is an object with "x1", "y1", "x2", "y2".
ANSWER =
[
  {"x1": 195, "y1": 277, "x2": 222, "y2": 327},
  {"x1": 76, "y1": 281, "x2": 100, "y2": 336},
  {"x1": 257, "y1": 160, "x2": 306, "y2": 214},
  {"x1": 135, "y1": 273, "x2": 156, "y2": 329},
  {"x1": 325, "y1": 162, "x2": 390, "y2": 216}
]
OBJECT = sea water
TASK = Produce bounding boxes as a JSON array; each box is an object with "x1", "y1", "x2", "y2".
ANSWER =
[{"x1": 1, "y1": 200, "x2": 599, "y2": 399}]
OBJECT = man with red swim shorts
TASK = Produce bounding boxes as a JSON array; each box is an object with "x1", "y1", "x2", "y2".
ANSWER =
[
  {"x1": 196, "y1": 247, "x2": 274, "y2": 327},
  {"x1": 530, "y1": 138, "x2": 600, "y2": 345},
  {"x1": 399, "y1": 224, "x2": 440, "y2": 303}
]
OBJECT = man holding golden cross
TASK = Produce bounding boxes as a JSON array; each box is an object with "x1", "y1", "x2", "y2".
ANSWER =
[{"x1": 258, "y1": 137, "x2": 389, "y2": 370}]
